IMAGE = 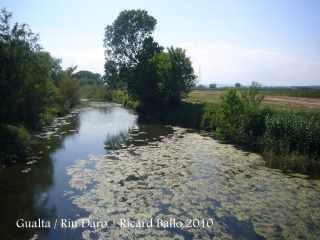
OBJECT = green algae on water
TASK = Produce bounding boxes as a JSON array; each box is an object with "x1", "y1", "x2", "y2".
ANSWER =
[{"x1": 67, "y1": 127, "x2": 320, "y2": 239}]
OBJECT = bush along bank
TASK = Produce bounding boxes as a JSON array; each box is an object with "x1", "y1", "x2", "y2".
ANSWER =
[
  {"x1": 0, "y1": 124, "x2": 35, "y2": 165},
  {"x1": 200, "y1": 83, "x2": 320, "y2": 176}
]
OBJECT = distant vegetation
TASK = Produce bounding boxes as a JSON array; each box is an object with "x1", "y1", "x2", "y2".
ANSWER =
[
  {"x1": 192, "y1": 85, "x2": 320, "y2": 98},
  {"x1": 74, "y1": 70, "x2": 103, "y2": 86},
  {"x1": 259, "y1": 88, "x2": 320, "y2": 98}
]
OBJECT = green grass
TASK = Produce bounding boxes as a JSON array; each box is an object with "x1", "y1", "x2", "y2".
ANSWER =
[{"x1": 186, "y1": 91, "x2": 223, "y2": 104}]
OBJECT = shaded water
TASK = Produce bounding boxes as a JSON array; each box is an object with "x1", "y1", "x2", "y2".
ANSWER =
[{"x1": 0, "y1": 103, "x2": 319, "y2": 239}]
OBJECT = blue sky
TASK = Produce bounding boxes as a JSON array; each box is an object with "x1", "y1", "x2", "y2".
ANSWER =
[{"x1": 1, "y1": 0, "x2": 320, "y2": 86}]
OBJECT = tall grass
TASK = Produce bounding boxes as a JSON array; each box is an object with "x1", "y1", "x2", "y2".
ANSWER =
[{"x1": 261, "y1": 112, "x2": 320, "y2": 162}]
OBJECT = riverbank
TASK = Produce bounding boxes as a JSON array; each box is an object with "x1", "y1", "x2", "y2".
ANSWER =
[
  {"x1": 0, "y1": 100, "x2": 90, "y2": 166},
  {"x1": 90, "y1": 86, "x2": 320, "y2": 177}
]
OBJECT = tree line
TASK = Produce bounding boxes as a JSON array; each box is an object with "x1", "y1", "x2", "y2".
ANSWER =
[
  {"x1": 0, "y1": 9, "x2": 100, "y2": 163},
  {"x1": 0, "y1": 9, "x2": 102, "y2": 129}
]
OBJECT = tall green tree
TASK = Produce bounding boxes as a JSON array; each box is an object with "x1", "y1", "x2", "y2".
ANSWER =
[
  {"x1": 103, "y1": 9, "x2": 196, "y2": 115},
  {"x1": 103, "y1": 9, "x2": 163, "y2": 104},
  {"x1": 104, "y1": 9, "x2": 157, "y2": 69},
  {"x1": 0, "y1": 8, "x2": 47, "y2": 124},
  {"x1": 104, "y1": 60, "x2": 121, "y2": 89},
  {"x1": 151, "y1": 47, "x2": 197, "y2": 106}
]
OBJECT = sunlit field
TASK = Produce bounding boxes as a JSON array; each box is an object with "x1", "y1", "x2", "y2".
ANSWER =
[{"x1": 186, "y1": 89, "x2": 320, "y2": 112}]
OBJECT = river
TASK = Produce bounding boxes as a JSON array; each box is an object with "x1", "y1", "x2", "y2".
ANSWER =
[{"x1": 0, "y1": 102, "x2": 319, "y2": 239}]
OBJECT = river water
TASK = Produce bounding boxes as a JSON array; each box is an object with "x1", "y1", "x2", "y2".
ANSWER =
[{"x1": 0, "y1": 103, "x2": 319, "y2": 239}]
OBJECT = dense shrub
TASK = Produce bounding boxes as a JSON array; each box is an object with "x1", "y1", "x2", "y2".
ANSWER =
[
  {"x1": 214, "y1": 88, "x2": 245, "y2": 141},
  {"x1": 201, "y1": 103, "x2": 218, "y2": 131},
  {"x1": 201, "y1": 82, "x2": 265, "y2": 142},
  {"x1": 111, "y1": 91, "x2": 139, "y2": 109},
  {"x1": 0, "y1": 124, "x2": 34, "y2": 164},
  {"x1": 58, "y1": 78, "x2": 80, "y2": 108}
]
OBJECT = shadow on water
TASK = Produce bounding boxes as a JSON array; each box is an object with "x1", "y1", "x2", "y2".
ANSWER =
[
  {"x1": 224, "y1": 216, "x2": 266, "y2": 240},
  {"x1": 104, "y1": 123, "x2": 173, "y2": 150},
  {"x1": 0, "y1": 113, "x2": 80, "y2": 239}
]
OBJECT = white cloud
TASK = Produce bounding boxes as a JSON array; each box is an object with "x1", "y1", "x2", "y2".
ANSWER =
[{"x1": 183, "y1": 42, "x2": 320, "y2": 86}]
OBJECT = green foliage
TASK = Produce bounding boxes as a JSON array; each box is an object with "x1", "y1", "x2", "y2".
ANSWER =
[
  {"x1": 103, "y1": 10, "x2": 196, "y2": 116},
  {"x1": 104, "y1": 60, "x2": 122, "y2": 90},
  {"x1": 261, "y1": 111, "x2": 320, "y2": 174},
  {"x1": 200, "y1": 82, "x2": 320, "y2": 174},
  {"x1": 215, "y1": 88, "x2": 245, "y2": 141},
  {"x1": 0, "y1": 8, "x2": 79, "y2": 131},
  {"x1": 58, "y1": 77, "x2": 80, "y2": 108},
  {"x1": 74, "y1": 70, "x2": 102, "y2": 86},
  {"x1": 0, "y1": 124, "x2": 34, "y2": 164},
  {"x1": 201, "y1": 103, "x2": 218, "y2": 131},
  {"x1": 195, "y1": 85, "x2": 207, "y2": 89},
  {"x1": 111, "y1": 91, "x2": 139, "y2": 109},
  {"x1": 103, "y1": 9, "x2": 163, "y2": 113},
  {"x1": 240, "y1": 81, "x2": 264, "y2": 108},
  {"x1": 152, "y1": 47, "x2": 197, "y2": 107},
  {"x1": 128, "y1": 37, "x2": 163, "y2": 111},
  {"x1": 104, "y1": 9, "x2": 157, "y2": 69},
  {"x1": 201, "y1": 82, "x2": 265, "y2": 142},
  {"x1": 262, "y1": 111, "x2": 320, "y2": 159}
]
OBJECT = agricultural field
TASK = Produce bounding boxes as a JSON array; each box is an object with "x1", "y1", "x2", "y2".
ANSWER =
[{"x1": 187, "y1": 89, "x2": 320, "y2": 112}]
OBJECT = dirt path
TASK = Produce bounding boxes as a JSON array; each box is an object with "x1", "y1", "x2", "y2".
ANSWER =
[{"x1": 263, "y1": 96, "x2": 320, "y2": 108}]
